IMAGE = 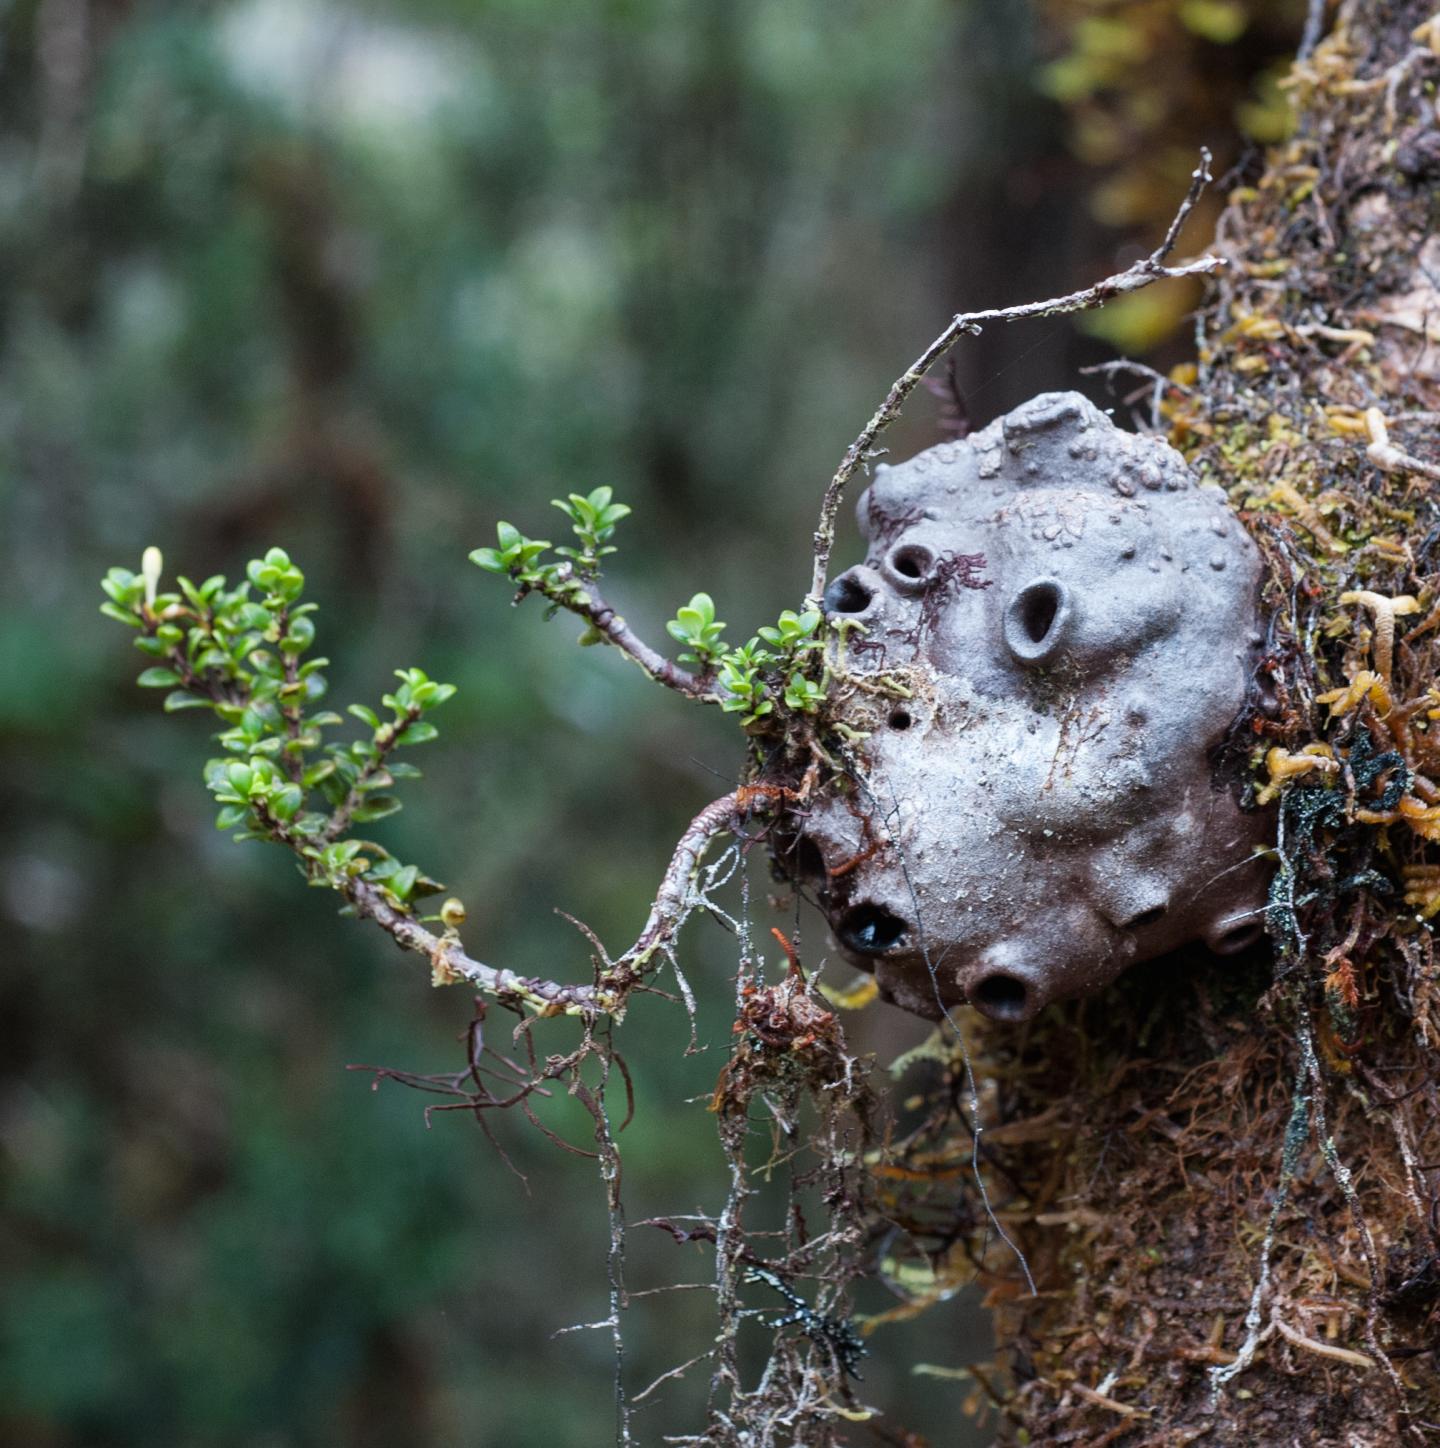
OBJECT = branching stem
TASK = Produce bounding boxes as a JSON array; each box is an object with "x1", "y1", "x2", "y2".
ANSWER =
[
  {"x1": 335, "y1": 786, "x2": 776, "y2": 1014},
  {"x1": 319, "y1": 706, "x2": 421, "y2": 843}
]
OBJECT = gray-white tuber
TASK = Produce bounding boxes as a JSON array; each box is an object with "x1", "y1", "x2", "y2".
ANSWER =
[{"x1": 799, "y1": 391, "x2": 1270, "y2": 1023}]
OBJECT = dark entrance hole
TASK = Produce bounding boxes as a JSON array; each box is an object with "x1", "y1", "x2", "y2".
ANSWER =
[{"x1": 838, "y1": 903, "x2": 908, "y2": 955}]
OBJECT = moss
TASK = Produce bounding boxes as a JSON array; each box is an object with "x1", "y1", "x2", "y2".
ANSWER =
[{"x1": 869, "y1": 4, "x2": 1440, "y2": 1441}]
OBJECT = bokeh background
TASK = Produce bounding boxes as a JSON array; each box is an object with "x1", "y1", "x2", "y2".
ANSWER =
[{"x1": 1, "y1": 2, "x2": 1304, "y2": 1444}]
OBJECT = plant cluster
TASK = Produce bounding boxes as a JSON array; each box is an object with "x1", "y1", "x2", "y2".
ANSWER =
[
  {"x1": 469, "y1": 486, "x2": 828, "y2": 728},
  {"x1": 101, "y1": 143, "x2": 1239, "y2": 1444},
  {"x1": 102, "y1": 546, "x2": 454, "y2": 918}
]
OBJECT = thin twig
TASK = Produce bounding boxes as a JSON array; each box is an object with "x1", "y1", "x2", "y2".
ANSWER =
[
  {"x1": 320, "y1": 705, "x2": 422, "y2": 843},
  {"x1": 347, "y1": 875, "x2": 604, "y2": 1010},
  {"x1": 557, "y1": 567, "x2": 722, "y2": 701},
  {"x1": 1299, "y1": 0, "x2": 1329, "y2": 60},
  {"x1": 807, "y1": 148, "x2": 1224, "y2": 608}
]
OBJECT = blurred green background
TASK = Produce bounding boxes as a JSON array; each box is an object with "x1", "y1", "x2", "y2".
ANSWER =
[{"x1": 1, "y1": 1, "x2": 1302, "y2": 1444}]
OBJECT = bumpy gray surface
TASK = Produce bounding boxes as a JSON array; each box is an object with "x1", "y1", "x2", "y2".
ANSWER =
[{"x1": 801, "y1": 391, "x2": 1271, "y2": 1022}]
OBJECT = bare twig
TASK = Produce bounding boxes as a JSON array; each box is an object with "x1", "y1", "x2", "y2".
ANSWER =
[
  {"x1": 1072, "y1": 1382, "x2": 1151, "y2": 1420},
  {"x1": 632, "y1": 1348, "x2": 716, "y2": 1405},
  {"x1": 347, "y1": 875, "x2": 607, "y2": 1011},
  {"x1": 538, "y1": 563, "x2": 721, "y2": 702},
  {"x1": 1081, "y1": 358, "x2": 1185, "y2": 431},
  {"x1": 1299, "y1": 0, "x2": 1329, "y2": 60},
  {"x1": 807, "y1": 148, "x2": 1224, "y2": 609},
  {"x1": 1081, "y1": 358, "x2": 1185, "y2": 393},
  {"x1": 1295, "y1": 1011, "x2": 1413, "y2": 1425}
]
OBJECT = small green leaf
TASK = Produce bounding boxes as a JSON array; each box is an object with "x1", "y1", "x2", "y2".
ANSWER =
[
  {"x1": 280, "y1": 616, "x2": 315, "y2": 654},
  {"x1": 398, "y1": 721, "x2": 439, "y2": 745},
  {"x1": 270, "y1": 783, "x2": 304, "y2": 821},
  {"x1": 351, "y1": 796, "x2": 402, "y2": 824},
  {"x1": 137, "y1": 667, "x2": 183, "y2": 688},
  {"x1": 302, "y1": 759, "x2": 337, "y2": 788},
  {"x1": 164, "y1": 691, "x2": 212, "y2": 713}
]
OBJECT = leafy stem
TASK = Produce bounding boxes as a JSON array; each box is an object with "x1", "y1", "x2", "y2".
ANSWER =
[
  {"x1": 319, "y1": 704, "x2": 424, "y2": 844},
  {"x1": 103, "y1": 545, "x2": 802, "y2": 1020}
]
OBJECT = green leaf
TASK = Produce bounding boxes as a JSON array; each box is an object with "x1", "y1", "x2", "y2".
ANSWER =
[
  {"x1": 666, "y1": 592, "x2": 725, "y2": 659},
  {"x1": 101, "y1": 568, "x2": 140, "y2": 604},
  {"x1": 137, "y1": 667, "x2": 183, "y2": 688},
  {"x1": 215, "y1": 804, "x2": 250, "y2": 830},
  {"x1": 351, "y1": 796, "x2": 402, "y2": 824},
  {"x1": 270, "y1": 783, "x2": 304, "y2": 821},
  {"x1": 164, "y1": 691, "x2": 212, "y2": 713},
  {"x1": 302, "y1": 759, "x2": 337, "y2": 788},
  {"x1": 100, "y1": 601, "x2": 143, "y2": 627},
  {"x1": 470, "y1": 547, "x2": 505, "y2": 572},
  {"x1": 348, "y1": 704, "x2": 381, "y2": 728},
  {"x1": 397, "y1": 721, "x2": 439, "y2": 745},
  {"x1": 280, "y1": 615, "x2": 315, "y2": 653}
]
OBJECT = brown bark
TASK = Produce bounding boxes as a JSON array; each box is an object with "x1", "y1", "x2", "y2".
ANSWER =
[{"x1": 954, "y1": 4, "x2": 1440, "y2": 1442}]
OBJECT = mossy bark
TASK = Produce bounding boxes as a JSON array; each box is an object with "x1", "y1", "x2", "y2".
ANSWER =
[{"x1": 961, "y1": 4, "x2": 1440, "y2": 1442}]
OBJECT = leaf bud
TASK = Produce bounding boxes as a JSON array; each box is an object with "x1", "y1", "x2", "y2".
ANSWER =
[{"x1": 142, "y1": 546, "x2": 163, "y2": 607}]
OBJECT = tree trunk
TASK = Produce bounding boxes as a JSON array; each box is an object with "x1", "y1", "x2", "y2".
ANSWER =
[{"x1": 969, "y1": 3, "x2": 1440, "y2": 1442}]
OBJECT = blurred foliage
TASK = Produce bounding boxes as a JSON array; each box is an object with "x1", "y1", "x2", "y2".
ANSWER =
[
  {"x1": 1, "y1": 0, "x2": 1296, "y2": 1444},
  {"x1": 1038, "y1": 0, "x2": 1306, "y2": 350}
]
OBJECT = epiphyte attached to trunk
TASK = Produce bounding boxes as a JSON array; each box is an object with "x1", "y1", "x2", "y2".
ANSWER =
[{"x1": 798, "y1": 391, "x2": 1270, "y2": 1022}]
